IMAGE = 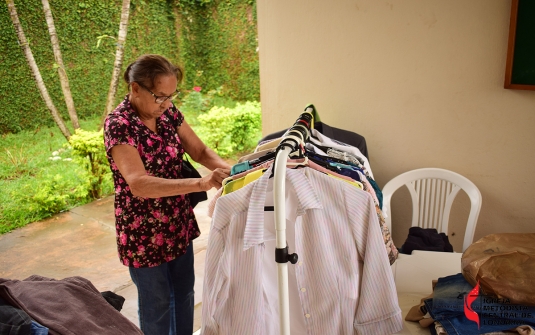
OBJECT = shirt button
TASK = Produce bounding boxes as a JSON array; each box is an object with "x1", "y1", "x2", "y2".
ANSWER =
[
  {"x1": 300, "y1": 288, "x2": 306, "y2": 292},
  {"x1": 298, "y1": 261, "x2": 303, "y2": 266},
  {"x1": 305, "y1": 314, "x2": 311, "y2": 318}
]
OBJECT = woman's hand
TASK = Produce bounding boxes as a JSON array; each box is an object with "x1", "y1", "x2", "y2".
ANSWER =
[{"x1": 199, "y1": 168, "x2": 231, "y2": 191}]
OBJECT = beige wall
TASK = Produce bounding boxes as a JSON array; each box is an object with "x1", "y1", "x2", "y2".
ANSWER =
[{"x1": 256, "y1": 0, "x2": 535, "y2": 250}]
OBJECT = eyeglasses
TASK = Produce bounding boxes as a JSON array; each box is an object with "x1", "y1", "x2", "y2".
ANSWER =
[{"x1": 136, "y1": 82, "x2": 180, "y2": 104}]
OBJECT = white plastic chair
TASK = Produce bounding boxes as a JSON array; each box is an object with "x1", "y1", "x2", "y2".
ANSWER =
[
  {"x1": 384, "y1": 168, "x2": 482, "y2": 334},
  {"x1": 382, "y1": 168, "x2": 482, "y2": 252}
]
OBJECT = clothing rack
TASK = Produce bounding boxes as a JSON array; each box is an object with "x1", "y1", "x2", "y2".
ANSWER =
[{"x1": 272, "y1": 108, "x2": 314, "y2": 335}]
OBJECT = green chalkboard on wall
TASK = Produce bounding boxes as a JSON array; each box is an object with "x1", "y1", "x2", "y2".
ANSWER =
[{"x1": 504, "y1": 0, "x2": 535, "y2": 90}]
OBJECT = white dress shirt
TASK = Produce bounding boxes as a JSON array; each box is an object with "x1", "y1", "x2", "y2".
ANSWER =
[{"x1": 201, "y1": 167, "x2": 402, "y2": 335}]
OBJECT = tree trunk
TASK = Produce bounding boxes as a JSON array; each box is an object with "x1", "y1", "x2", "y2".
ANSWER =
[
  {"x1": 6, "y1": 0, "x2": 71, "y2": 140},
  {"x1": 100, "y1": 0, "x2": 131, "y2": 129},
  {"x1": 42, "y1": 0, "x2": 79, "y2": 130}
]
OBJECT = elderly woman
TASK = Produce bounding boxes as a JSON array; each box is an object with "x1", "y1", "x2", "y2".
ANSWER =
[{"x1": 104, "y1": 54, "x2": 230, "y2": 335}]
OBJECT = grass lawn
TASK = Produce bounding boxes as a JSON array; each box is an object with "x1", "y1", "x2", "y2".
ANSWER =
[{"x1": 0, "y1": 116, "x2": 111, "y2": 234}]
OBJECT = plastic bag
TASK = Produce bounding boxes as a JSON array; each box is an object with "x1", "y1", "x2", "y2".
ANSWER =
[{"x1": 461, "y1": 233, "x2": 535, "y2": 306}]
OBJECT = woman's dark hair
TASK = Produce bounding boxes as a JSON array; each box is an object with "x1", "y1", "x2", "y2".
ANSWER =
[{"x1": 123, "y1": 54, "x2": 183, "y2": 89}]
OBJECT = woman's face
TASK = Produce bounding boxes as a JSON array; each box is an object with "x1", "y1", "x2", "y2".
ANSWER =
[{"x1": 131, "y1": 74, "x2": 178, "y2": 120}]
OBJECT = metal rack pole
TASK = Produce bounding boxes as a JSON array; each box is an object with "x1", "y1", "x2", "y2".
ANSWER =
[
  {"x1": 273, "y1": 109, "x2": 313, "y2": 335},
  {"x1": 273, "y1": 145, "x2": 292, "y2": 335}
]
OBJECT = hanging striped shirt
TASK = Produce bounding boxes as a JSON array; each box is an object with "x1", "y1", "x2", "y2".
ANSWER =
[{"x1": 202, "y1": 167, "x2": 402, "y2": 335}]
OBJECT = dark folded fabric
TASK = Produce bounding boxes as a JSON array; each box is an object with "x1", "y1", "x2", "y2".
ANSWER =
[
  {"x1": 100, "y1": 291, "x2": 125, "y2": 312},
  {"x1": 0, "y1": 275, "x2": 143, "y2": 335},
  {"x1": 0, "y1": 296, "x2": 31, "y2": 335},
  {"x1": 400, "y1": 227, "x2": 453, "y2": 254}
]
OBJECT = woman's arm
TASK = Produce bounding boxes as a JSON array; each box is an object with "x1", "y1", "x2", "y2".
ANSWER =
[
  {"x1": 178, "y1": 119, "x2": 232, "y2": 171},
  {"x1": 110, "y1": 144, "x2": 227, "y2": 198}
]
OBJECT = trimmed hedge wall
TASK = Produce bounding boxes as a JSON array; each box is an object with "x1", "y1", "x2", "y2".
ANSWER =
[{"x1": 0, "y1": 0, "x2": 259, "y2": 133}]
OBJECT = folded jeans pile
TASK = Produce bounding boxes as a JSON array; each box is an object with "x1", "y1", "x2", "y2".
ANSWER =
[{"x1": 408, "y1": 273, "x2": 535, "y2": 335}]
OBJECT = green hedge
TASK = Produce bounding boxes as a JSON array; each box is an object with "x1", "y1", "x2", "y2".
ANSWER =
[
  {"x1": 177, "y1": 0, "x2": 259, "y2": 101},
  {"x1": 0, "y1": 0, "x2": 259, "y2": 134}
]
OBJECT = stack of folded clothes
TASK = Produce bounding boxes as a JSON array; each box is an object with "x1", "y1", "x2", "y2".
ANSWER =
[
  {"x1": 406, "y1": 273, "x2": 535, "y2": 335},
  {"x1": 0, "y1": 275, "x2": 142, "y2": 335}
]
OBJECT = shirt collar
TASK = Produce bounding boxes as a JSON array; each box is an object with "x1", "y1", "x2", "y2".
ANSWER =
[{"x1": 243, "y1": 166, "x2": 322, "y2": 250}]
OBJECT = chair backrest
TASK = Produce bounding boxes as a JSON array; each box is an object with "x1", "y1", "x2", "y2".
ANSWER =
[{"x1": 382, "y1": 168, "x2": 482, "y2": 252}]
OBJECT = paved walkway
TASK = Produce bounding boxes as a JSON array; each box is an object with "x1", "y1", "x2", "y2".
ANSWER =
[{"x1": 0, "y1": 171, "x2": 217, "y2": 332}]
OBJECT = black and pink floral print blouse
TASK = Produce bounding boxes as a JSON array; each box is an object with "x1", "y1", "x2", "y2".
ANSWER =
[{"x1": 104, "y1": 96, "x2": 200, "y2": 268}]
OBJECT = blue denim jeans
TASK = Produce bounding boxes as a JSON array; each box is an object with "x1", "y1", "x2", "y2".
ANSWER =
[
  {"x1": 129, "y1": 242, "x2": 195, "y2": 335},
  {"x1": 31, "y1": 320, "x2": 49, "y2": 335},
  {"x1": 426, "y1": 273, "x2": 535, "y2": 334}
]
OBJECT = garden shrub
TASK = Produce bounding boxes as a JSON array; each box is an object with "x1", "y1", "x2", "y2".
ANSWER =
[
  {"x1": 67, "y1": 129, "x2": 112, "y2": 199},
  {"x1": 24, "y1": 173, "x2": 90, "y2": 216},
  {"x1": 196, "y1": 101, "x2": 261, "y2": 158}
]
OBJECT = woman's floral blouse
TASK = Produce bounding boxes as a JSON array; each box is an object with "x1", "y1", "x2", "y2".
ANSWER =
[{"x1": 104, "y1": 96, "x2": 200, "y2": 268}]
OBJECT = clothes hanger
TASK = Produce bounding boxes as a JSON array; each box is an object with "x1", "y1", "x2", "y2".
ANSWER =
[
  {"x1": 305, "y1": 140, "x2": 333, "y2": 155},
  {"x1": 249, "y1": 150, "x2": 276, "y2": 167},
  {"x1": 307, "y1": 155, "x2": 336, "y2": 172},
  {"x1": 286, "y1": 156, "x2": 309, "y2": 168},
  {"x1": 306, "y1": 149, "x2": 359, "y2": 167}
]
